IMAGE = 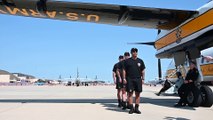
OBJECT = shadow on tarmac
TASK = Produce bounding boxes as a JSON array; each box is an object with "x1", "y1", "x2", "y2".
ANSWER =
[
  {"x1": 0, "y1": 96, "x2": 195, "y2": 110},
  {"x1": 143, "y1": 97, "x2": 196, "y2": 110},
  {"x1": 100, "y1": 97, "x2": 195, "y2": 112},
  {"x1": 101, "y1": 103, "x2": 128, "y2": 113},
  {"x1": 0, "y1": 99, "x2": 117, "y2": 104},
  {"x1": 163, "y1": 116, "x2": 190, "y2": 120}
]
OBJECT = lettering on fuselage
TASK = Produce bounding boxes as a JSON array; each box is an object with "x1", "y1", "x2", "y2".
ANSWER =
[
  {"x1": 0, "y1": 6, "x2": 100, "y2": 22},
  {"x1": 201, "y1": 64, "x2": 213, "y2": 76}
]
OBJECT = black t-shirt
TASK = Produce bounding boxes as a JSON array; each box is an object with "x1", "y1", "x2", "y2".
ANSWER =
[
  {"x1": 185, "y1": 68, "x2": 199, "y2": 82},
  {"x1": 112, "y1": 63, "x2": 119, "y2": 81},
  {"x1": 112, "y1": 63, "x2": 118, "y2": 73},
  {"x1": 123, "y1": 57, "x2": 145, "y2": 79},
  {"x1": 117, "y1": 60, "x2": 124, "y2": 70},
  {"x1": 117, "y1": 60, "x2": 124, "y2": 79}
]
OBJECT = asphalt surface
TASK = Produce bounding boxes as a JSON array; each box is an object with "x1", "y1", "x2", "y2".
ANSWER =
[{"x1": 0, "y1": 85, "x2": 212, "y2": 120}]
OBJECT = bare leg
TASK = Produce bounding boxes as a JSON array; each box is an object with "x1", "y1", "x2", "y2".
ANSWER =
[
  {"x1": 122, "y1": 88, "x2": 127, "y2": 102},
  {"x1": 134, "y1": 92, "x2": 141, "y2": 114},
  {"x1": 128, "y1": 92, "x2": 134, "y2": 114},
  {"x1": 128, "y1": 92, "x2": 133, "y2": 105},
  {"x1": 135, "y1": 92, "x2": 140, "y2": 105},
  {"x1": 117, "y1": 89, "x2": 122, "y2": 100},
  {"x1": 117, "y1": 89, "x2": 122, "y2": 107},
  {"x1": 121, "y1": 88, "x2": 127, "y2": 109}
]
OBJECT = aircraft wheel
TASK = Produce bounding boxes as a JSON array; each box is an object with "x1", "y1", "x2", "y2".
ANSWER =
[
  {"x1": 187, "y1": 86, "x2": 202, "y2": 107},
  {"x1": 200, "y1": 85, "x2": 213, "y2": 107}
]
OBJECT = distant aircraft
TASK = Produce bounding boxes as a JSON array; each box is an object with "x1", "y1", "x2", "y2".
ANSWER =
[
  {"x1": 0, "y1": 0, "x2": 212, "y2": 107},
  {"x1": 147, "y1": 79, "x2": 165, "y2": 86}
]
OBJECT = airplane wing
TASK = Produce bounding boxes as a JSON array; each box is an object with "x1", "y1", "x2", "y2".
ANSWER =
[{"x1": 0, "y1": 0, "x2": 198, "y2": 30}]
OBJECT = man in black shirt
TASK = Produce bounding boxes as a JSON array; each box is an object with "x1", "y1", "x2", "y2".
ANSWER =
[
  {"x1": 117, "y1": 52, "x2": 130, "y2": 110},
  {"x1": 123, "y1": 48, "x2": 145, "y2": 114},
  {"x1": 112, "y1": 55, "x2": 124, "y2": 107},
  {"x1": 174, "y1": 61, "x2": 199, "y2": 107}
]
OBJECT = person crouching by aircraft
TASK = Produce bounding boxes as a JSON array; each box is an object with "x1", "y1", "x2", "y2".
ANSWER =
[
  {"x1": 156, "y1": 76, "x2": 172, "y2": 96},
  {"x1": 112, "y1": 55, "x2": 124, "y2": 107},
  {"x1": 123, "y1": 48, "x2": 146, "y2": 114},
  {"x1": 156, "y1": 72, "x2": 183, "y2": 96},
  {"x1": 174, "y1": 61, "x2": 199, "y2": 107},
  {"x1": 116, "y1": 52, "x2": 130, "y2": 110}
]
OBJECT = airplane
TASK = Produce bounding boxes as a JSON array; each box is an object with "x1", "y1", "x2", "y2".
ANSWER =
[
  {"x1": 0, "y1": 0, "x2": 212, "y2": 107},
  {"x1": 62, "y1": 68, "x2": 104, "y2": 86}
]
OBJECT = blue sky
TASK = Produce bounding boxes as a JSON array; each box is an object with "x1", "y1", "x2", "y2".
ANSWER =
[{"x1": 0, "y1": 0, "x2": 209, "y2": 82}]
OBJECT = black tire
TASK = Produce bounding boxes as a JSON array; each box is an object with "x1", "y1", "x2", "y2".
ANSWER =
[
  {"x1": 186, "y1": 86, "x2": 202, "y2": 107},
  {"x1": 200, "y1": 85, "x2": 213, "y2": 107}
]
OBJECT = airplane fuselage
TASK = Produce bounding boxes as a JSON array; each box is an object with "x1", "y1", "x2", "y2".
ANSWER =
[{"x1": 155, "y1": 1, "x2": 213, "y2": 59}]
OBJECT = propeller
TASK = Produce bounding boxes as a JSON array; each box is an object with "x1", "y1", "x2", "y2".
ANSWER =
[
  {"x1": 127, "y1": 42, "x2": 155, "y2": 47},
  {"x1": 158, "y1": 59, "x2": 162, "y2": 80}
]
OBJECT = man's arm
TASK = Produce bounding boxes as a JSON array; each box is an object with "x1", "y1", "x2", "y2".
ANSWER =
[
  {"x1": 184, "y1": 72, "x2": 190, "y2": 84},
  {"x1": 184, "y1": 69, "x2": 199, "y2": 83},
  {"x1": 112, "y1": 72, "x2": 116, "y2": 84},
  {"x1": 123, "y1": 69, "x2": 127, "y2": 84},
  {"x1": 141, "y1": 60, "x2": 146, "y2": 84},
  {"x1": 141, "y1": 69, "x2": 145, "y2": 84},
  {"x1": 190, "y1": 69, "x2": 199, "y2": 82},
  {"x1": 116, "y1": 69, "x2": 122, "y2": 83}
]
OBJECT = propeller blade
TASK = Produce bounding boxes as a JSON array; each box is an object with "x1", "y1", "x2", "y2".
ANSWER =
[
  {"x1": 158, "y1": 59, "x2": 162, "y2": 80},
  {"x1": 127, "y1": 42, "x2": 155, "y2": 46}
]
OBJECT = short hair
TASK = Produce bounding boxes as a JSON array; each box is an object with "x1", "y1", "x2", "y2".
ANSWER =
[
  {"x1": 131, "y1": 48, "x2": 138, "y2": 53},
  {"x1": 119, "y1": 55, "x2": 124, "y2": 59},
  {"x1": 124, "y1": 52, "x2": 130, "y2": 56}
]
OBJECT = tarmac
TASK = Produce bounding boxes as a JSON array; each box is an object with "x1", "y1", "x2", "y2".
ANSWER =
[{"x1": 0, "y1": 85, "x2": 212, "y2": 120}]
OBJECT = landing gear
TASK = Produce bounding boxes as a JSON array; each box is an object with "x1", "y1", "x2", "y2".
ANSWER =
[
  {"x1": 186, "y1": 85, "x2": 213, "y2": 107},
  {"x1": 186, "y1": 86, "x2": 202, "y2": 107},
  {"x1": 200, "y1": 85, "x2": 213, "y2": 107}
]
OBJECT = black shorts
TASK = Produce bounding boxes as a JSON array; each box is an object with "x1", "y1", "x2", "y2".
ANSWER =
[
  {"x1": 121, "y1": 80, "x2": 127, "y2": 89},
  {"x1": 127, "y1": 78, "x2": 142, "y2": 93},
  {"x1": 122, "y1": 83, "x2": 127, "y2": 89},
  {"x1": 116, "y1": 82, "x2": 122, "y2": 89}
]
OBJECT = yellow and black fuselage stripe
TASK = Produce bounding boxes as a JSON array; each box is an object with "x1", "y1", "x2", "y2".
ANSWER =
[
  {"x1": 200, "y1": 63, "x2": 213, "y2": 76},
  {"x1": 155, "y1": 8, "x2": 213, "y2": 50}
]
